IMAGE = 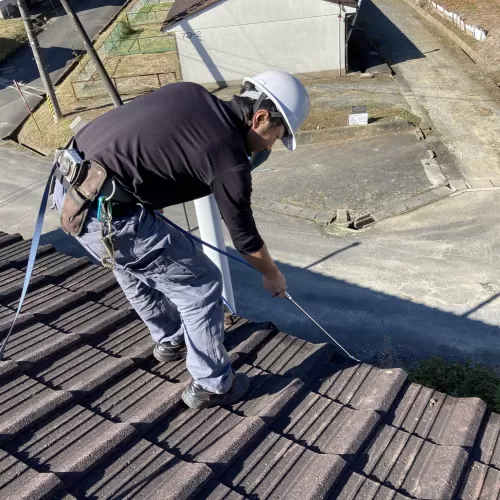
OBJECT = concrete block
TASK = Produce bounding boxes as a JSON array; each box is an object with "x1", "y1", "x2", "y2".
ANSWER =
[
  {"x1": 468, "y1": 179, "x2": 494, "y2": 189},
  {"x1": 253, "y1": 199, "x2": 273, "y2": 210},
  {"x1": 284, "y1": 205, "x2": 304, "y2": 216},
  {"x1": 431, "y1": 186, "x2": 453, "y2": 198},
  {"x1": 425, "y1": 134, "x2": 440, "y2": 144},
  {"x1": 427, "y1": 150, "x2": 436, "y2": 159},
  {"x1": 335, "y1": 209, "x2": 351, "y2": 228},
  {"x1": 414, "y1": 190, "x2": 440, "y2": 204},
  {"x1": 297, "y1": 208, "x2": 319, "y2": 220},
  {"x1": 489, "y1": 178, "x2": 500, "y2": 187},
  {"x1": 419, "y1": 120, "x2": 433, "y2": 131},
  {"x1": 404, "y1": 196, "x2": 425, "y2": 209},
  {"x1": 360, "y1": 72, "x2": 374, "y2": 78},
  {"x1": 315, "y1": 212, "x2": 335, "y2": 224},
  {"x1": 414, "y1": 127, "x2": 425, "y2": 141},
  {"x1": 388, "y1": 202, "x2": 410, "y2": 215},
  {"x1": 269, "y1": 202, "x2": 288, "y2": 212},
  {"x1": 421, "y1": 159, "x2": 447, "y2": 186},
  {"x1": 371, "y1": 208, "x2": 393, "y2": 221},
  {"x1": 448, "y1": 179, "x2": 468, "y2": 191}
]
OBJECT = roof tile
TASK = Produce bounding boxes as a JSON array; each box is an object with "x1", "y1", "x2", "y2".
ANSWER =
[
  {"x1": 148, "y1": 405, "x2": 266, "y2": 474},
  {"x1": 332, "y1": 470, "x2": 404, "y2": 499},
  {"x1": 472, "y1": 411, "x2": 500, "y2": 468},
  {"x1": 29, "y1": 344, "x2": 134, "y2": 394},
  {"x1": 5, "y1": 284, "x2": 87, "y2": 317},
  {"x1": 29, "y1": 253, "x2": 90, "y2": 280},
  {"x1": 392, "y1": 383, "x2": 486, "y2": 446},
  {"x1": 0, "y1": 232, "x2": 23, "y2": 249},
  {"x1": 69, "y1": 437, "x2": 213, "y2": 499},
  {"x1": 312, "y1": 363, "x2": 406, "y2": 411},
  {"x1": 84, "y1": 367, "x2": 185, "y2": 430},
  {"x1": 56, "y1": 265, "x2": 116, "y2": 294},
  {"x1": 1, "y1": 322, "x2": 80, "y2": 368},
  {"x1": 273, "y1": 390, "x2": 380, "y2": 456},
  {"x1": 0, "y1": 240, "x2": 54, "y2": 271},
  {"x1": 231, "y1": 363, "x2": 304, "y2": 422},
  {"x1": 4, "y1": 404, "x2": 137, "y2": 486},
  {"x1": 220, "y1": 431, "x2": 346, "y2": 499},
  {"x1": 0, "y1": 370, "x2": 74, "y2": 445},
  {"x1": 0, "y1": 449, "x2": 64, "y2": 499},
  {"x1": 193, "y1": 479, "x2": 245, "y2": 499},
  {"x1": 89, "y1": 318, "x2": 153, "y2": 361},
  {"x1": 45, "y1": 301, "x2": 131, "y2": 336},
  {"x1": 356, "y1": 424, "x2": 468, "y2": 499},
  {"x1": 246, "y1": 331, "x2": 335, "y2": 378},
  {"x1": 460, "y1": 461, "x2": 500, "y2": 499}
]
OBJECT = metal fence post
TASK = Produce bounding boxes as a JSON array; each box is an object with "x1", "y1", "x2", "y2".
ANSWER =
[{"x1": 194, "y1": 195, "x2": 236, "y2": 313}]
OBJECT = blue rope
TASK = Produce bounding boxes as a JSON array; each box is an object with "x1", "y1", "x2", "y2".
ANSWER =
[{"x1": 157, "y1": 212, "x2": 255, "y2": 270}]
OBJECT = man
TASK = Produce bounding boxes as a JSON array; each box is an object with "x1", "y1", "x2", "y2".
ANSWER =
[{"x1": 53, "y1": 70, "x2": 310, "y2": 409}]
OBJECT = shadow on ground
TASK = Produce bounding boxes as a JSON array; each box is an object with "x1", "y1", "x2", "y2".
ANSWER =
[
  {"x1": 355, "y1": 0, "x2": 424, "y2": 66},
  {"x1": 40, "y1": 227, "x2": 500, "y2": 370}
]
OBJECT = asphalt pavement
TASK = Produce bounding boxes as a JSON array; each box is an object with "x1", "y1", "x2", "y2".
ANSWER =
[
  {"x1": 2, "y1": 141, "x2": 500, "y2": 369},
  {"x1": 0, "y1": 0, "x2": 126, "y2": 139}
]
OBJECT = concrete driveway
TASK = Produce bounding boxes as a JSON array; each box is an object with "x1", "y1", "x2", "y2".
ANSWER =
[
  {"x1": 0, "y1": 0, "x2": 126, "y2": 139},
  {"x1": 253, "y1": 132, "x2": 435, "y2": 217},
  {"x1": 2, "y1": 142, "x2": 500, "y2": 369},
  {"x1": 357, "y1": 0, "x2": 500, "y2": 181}
]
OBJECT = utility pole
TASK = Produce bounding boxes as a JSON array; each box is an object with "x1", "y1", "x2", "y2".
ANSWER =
[
  {"x1": 17, "y1": 0, "x2": 62, "y2": 123},
  {"x1": 58, "y1": 0, "x2": 122, "y2": 107}
]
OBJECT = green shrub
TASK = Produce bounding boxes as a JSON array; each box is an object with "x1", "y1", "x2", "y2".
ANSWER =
[{"x1": 409, "y1": 357, "x2": 500, "y2": 412}]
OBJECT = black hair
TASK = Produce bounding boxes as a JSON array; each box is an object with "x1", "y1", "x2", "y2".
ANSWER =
[{"x1": 233, "y1": 81, "x2": 284, "y2": 128}]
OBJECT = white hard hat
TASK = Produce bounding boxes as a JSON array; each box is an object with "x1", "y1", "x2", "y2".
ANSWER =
[{"x1": 242, "y1": 70, "x2": 310, "y2": 151}]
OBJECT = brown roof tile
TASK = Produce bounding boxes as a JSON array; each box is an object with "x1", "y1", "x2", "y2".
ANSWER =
[
  {"x1": 161, "y1": 0, "x2": 360, "y2": 31},
  {"x1": 0, "y1": 230, "x2": 498, "y2": 498}
]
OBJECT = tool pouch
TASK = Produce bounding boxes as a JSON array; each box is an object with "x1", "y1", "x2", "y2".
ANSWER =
[{"x1": 60, "y1": 161, "x2": 107, "y2": 236}]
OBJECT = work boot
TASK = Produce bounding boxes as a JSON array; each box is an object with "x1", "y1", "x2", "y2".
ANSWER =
[
  {"x1": 153, "y1": 339, "x2": 187, "y2": 362},
  {"x1": 182, "y1": 371, "x2": 250, "y2": 409}
]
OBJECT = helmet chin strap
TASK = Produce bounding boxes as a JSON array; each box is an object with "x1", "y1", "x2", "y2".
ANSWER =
[{"x1": 241, "y1": 90, "x2": 284, "y2": 127}]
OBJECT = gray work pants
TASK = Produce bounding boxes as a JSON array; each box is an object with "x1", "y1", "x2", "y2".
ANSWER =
[{"x1": 54, "y1": 181, "x2": 233, "y2": 393}]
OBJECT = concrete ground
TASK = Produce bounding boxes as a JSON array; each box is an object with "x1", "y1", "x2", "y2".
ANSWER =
[
  {"x1": 2, "y1": 143, "x2": 500, "y2": 370},
  {"x1": 0, "y1": 0, "x2": 127, "y2": 139},
  {"x1": 358, "y1": 0, "x2": 500, "y2": 181},
  {"x1": 253, "y1": 132, "x2": 433, "y2": 217}
]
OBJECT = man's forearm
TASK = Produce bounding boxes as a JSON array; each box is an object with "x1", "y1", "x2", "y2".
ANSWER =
[{"x1": 242, "y1": 243, "x2": 279, "y2": 276}]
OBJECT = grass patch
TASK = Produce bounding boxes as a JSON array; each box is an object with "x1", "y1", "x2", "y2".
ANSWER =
[
  {"x1": 17, "y1": 50, "x2": 179, "y2": 154},
  {"x1": 301, "y1": 105, "x2": 420, "y2": 131},
  {"x1": 409, "y1": 357, "x2": 500, "y2": 412},
  {"x1": 0, "y1": 19, "x2": 28, "y2": 63},
  {"x1": 139, "y1": 2, "x2": 173, "y2": 13}
]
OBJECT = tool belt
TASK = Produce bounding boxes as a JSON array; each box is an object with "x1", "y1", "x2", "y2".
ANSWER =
[{"x1": 53, "y1": 147, "x2": 136, "y2": 236}]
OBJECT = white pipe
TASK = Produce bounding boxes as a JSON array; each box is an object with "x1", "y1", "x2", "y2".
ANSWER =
[{"x1": 194, "y1": 195, "x2": 236, "y2": 314}]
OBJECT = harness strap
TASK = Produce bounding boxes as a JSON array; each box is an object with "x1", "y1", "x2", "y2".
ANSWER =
[{"x1": 0, "y1": 163, "x2": 57, "y2": 360}]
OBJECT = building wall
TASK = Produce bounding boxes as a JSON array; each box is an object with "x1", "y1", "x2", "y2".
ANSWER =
[{"x1": 167, "y1": 0, "x2": 355, "y2": 85}]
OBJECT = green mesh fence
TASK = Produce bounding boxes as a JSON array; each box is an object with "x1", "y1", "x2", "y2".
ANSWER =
[{"x1": 103, "y1": 22, "x2": 176, "y2": 55}]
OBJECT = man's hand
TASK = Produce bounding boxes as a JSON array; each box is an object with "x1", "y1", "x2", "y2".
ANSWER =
[
  {"x1": 262, "y1": 270, "x2": 287, "y2": 297},
  {"x1": 242, "y1": 243, "x2": 287, "y2": 297}
]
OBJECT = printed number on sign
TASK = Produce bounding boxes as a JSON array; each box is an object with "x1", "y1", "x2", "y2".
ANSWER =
[{"x1": 181, "y1": 31, "x2": 201, "y2": 39}]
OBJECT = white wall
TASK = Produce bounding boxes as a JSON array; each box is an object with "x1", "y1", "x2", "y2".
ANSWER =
[{"x1": 166, "y1": 0, "x2": 356, "y2": 84}]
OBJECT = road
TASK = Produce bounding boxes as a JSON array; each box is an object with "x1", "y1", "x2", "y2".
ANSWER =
[
  {"x1": 358, "y1": 0, "x2": 500, "y2": 181},
  {"x1": 0, "y1": 0, "x2": 125, "y2": 139},
  {"x1": 1, "y1": 142, "x2": 500, "y2": 368}
]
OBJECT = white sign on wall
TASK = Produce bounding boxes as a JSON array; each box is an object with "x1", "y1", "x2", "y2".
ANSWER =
[{"x1": 348, "y1": 105, "x2": 368, "y2": 126}]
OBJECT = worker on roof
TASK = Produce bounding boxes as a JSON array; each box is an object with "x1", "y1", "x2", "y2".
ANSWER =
[{"x1": 53, "y1": 70, "x2": 310, "y2": 409}]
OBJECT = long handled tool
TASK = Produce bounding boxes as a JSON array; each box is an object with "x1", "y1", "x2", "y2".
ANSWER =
[{"x1": 285, "y1": 292, "x2": 360, "y2": 362}]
